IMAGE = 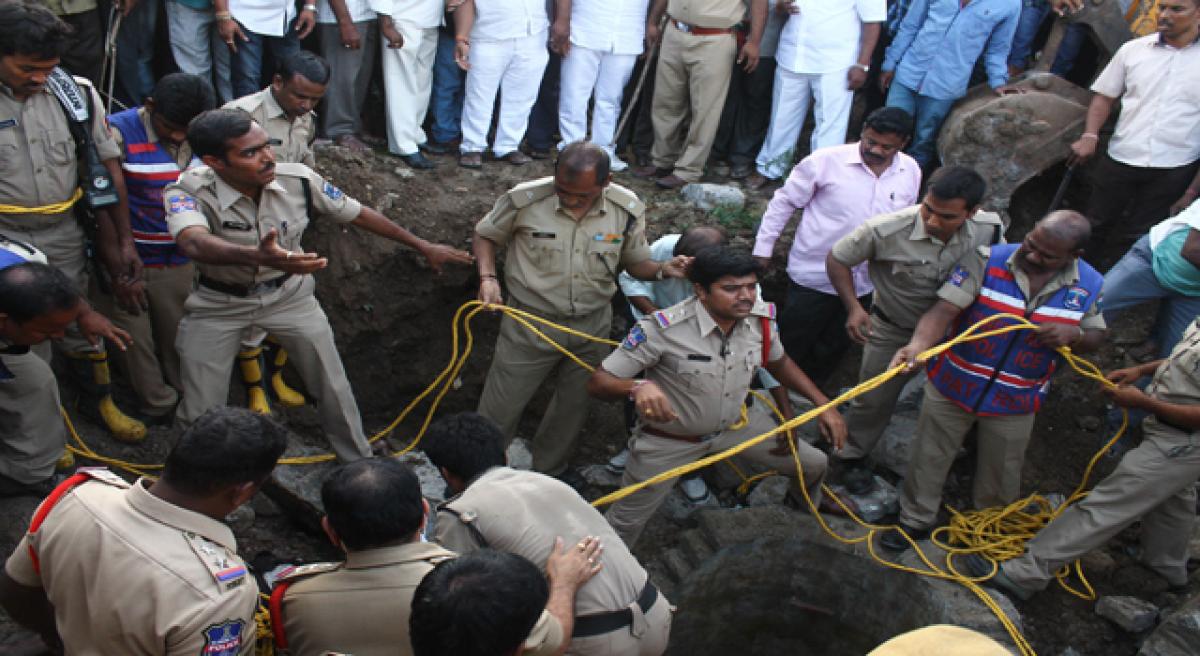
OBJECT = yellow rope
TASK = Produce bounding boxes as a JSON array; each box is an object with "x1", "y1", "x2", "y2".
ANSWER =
[
  {"x1": 57, "y1": 303, "x2": 1126, "y2": 656},
  {"x1": 0, "y1": 188, "x2": 83, "y2": 215}
]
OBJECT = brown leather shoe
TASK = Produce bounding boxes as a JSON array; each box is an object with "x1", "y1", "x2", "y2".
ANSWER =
[
  {"x1": 499, "y1": 151, "x2": 532, "y2": 165},
  {"x1": 334, "y1": 134, "x2": 371, "y2": 153},
  {"x1": 744, "y1": 172, "x2": 771, "y2": 190},
  {"x1": 655, "y1": 174, "x2": 689, "y2": 190},
  {"x1": 633, "y1": 165, "x2": 672, "y2": 179},
  {"x1": 459, "y1": 151, "x2": 483, "y2": 169}
]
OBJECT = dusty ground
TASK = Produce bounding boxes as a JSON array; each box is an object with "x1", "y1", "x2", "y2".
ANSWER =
[{"x1": 0, "y1": 145, "x2": 1189, "y2": 655}]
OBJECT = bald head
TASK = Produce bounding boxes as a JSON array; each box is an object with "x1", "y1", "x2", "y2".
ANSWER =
[
  {"x1": 1037, "y1": 210, "x2": 1091, "y2": 251},
  {"x1": 675, "y1": 225, "x2": 727, "y2": 257}
]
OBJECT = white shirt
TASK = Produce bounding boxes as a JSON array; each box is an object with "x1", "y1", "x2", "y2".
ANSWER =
[
  {"x1": 1092, "y1": 33, "x2": 1200, "y2": 169},
  {"x1": 618, "y1": 235, "x2": 693, "y2": 319},
  {"x1": 569, "y1": 0, "x2": 651, "y2": 55},
  {"x1": 320, "y1": 0, "x2": 374, "y2": 24},
  {"x1": 229, "y1": 0, "x2": 297, "y2": 37},
  {"x1": 773, "y1": 0, "x2": 886, "y2": 75},
  {"x1": 366, "y1": 0, "x2": 442, "y2": 27},
  {"x1": 471, "y1": 0, "x2": 549, "y2": 41}
]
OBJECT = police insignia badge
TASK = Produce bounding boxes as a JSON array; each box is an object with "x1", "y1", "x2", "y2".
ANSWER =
[
  {"x1": 621, "y1": 325, "x2": 646, "y2": 351},
  {"x1": 201, "y1": 619, "x2": 245, "y2": 656},
  {"x1": 948, "y1": 265, "x2": 969, "y2": 287},
  {"x1": 322, "y1": 181, "x2": 344, "y2": 200},
  {"x1": 1062, "y1": 286, "x2": 1089, "y2": 311},
  {"x1": 168, "y1": 195, "x2": 197, "y2": 213}
]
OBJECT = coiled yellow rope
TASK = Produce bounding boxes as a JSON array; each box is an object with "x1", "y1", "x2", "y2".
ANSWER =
[{"x1": 0, "y1": 188, "x2": 83, "y2": 215}]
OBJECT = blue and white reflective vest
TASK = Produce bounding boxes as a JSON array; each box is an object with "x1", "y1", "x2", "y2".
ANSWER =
[
  {"x1": 926, "y1": 244, "x2": 1103, "y2": 416},
  {"x1": 108, "y1": 108, "x2": 194, "y2": 268}
]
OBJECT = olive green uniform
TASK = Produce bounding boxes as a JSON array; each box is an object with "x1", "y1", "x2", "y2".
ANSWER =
[
  {"x1": 439, "y1": 466, "x2": 672, "y2": 655},
  {"x1": 599, "y1": 296, "x2": 828, "y2": 547},
  {"x1": 828, "y1": 206, "x2": 1005, "y2": 461},
  {"x1": 4, "y1": 472, "x2": 258, "y2": 654},
  {"x1": 1001, "y1": 319, "x2": 1200, "y2": 592},
  {"x1": 165, "y1": 163, "x2": 371, "y2": 461},
  {"x1": 475, "y1": 177, "x2": 652, "y2": 476}
]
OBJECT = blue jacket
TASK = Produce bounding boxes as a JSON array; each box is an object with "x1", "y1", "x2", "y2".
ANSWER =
[{"x1": 883, "y1": 0, "x2": 1021, "y2": 99}]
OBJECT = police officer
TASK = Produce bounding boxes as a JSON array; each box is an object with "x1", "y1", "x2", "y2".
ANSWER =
[
  {"x1": 474, "y1": 141, "x2": 687, "y2": 486},
  {"x1": 224, "y1": 50, "x2": 329, "y2": 413},
  {"x1": 825, "y1": 165, "x2": 1004, "y2": 495},
  {"x1": 967, "y1": 318, "x2": 1200, "y2": 599},
  {"x1": 165, "y1": 109, "x2": 472, "y2": 462},
  {"x1": 0, "y1": 406, "x2": 287, "y2": 654},
  {"x1": 270, "y1": 458, "x2": 592, "y2": 655},
  {"x1": 882, "y1": 211, "x2": 1106, "y2": 550},
  {"x1": 0, "y1": 2, "x2": 146, "y2": 441},
  {"x1": 425, "y1": 412, "x2": 673, "y2": 655},
  {"x1": 103, "y1": 73, "x2": 216, "y2": 422},
  {"x1": 588, "y1": 246, "x2": 846, "y2": 547},
  {"x1": 0, "y1": 252, "x2": 130, "y2": 496}
]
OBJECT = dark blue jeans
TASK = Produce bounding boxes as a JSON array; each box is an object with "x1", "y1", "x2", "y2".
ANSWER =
[
  {"x1": 428, "y1": 27, "x2": 465, "y2": 144},
  {"x1": 115, "y1": 0, "x2": 158, "y2": 105},
  {"x1": 231, "y1": 19, "x2": 301, "y2": 98},
  {"x1": 525, "y1": 50, "x2": 560, "y2": 151}
]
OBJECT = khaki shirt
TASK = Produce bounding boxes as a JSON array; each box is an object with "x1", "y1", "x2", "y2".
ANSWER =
[
  {"x1": 0, "y1": 76, "x2": 120, "y2": 230},
  {"x1": 437, "y1": 467, "x2": 653, "y2": 617},
  {"x1": 224, "y1": 88, "x2": 316, "y2": 167},
  {"x1": 600, "y1": 296, "x2": 784, "y2": 436},
  {"x1": 165, "y1": 162, "x2": 361, "y2": 285},
  {"x1": 37, "y1": 0, "x2": 97, "y2": 15},
  {"x1": 276, "y1": 541, "x2": 560, "y2": 656},
  {"x1": 937, "y1": 246, "x2": 1106, "y2": 332},
  {"x1": 830, "y1": 205, "x2": 1004, "y2": 330},
  {"x1": 475, "y1": 177, "x2": 652, "y2": 318},
  {"x1": 667, "y1": 0, "x2": 745, "y2": 28},
  {"x1": 4, "y1": 475, "x2": 258, "y2": 656},
  {"x1": 112, "y1": 107, "x2": 196, "y2": 170},
  {"x1": 1144, "y1": 320, "x2": 1200, "y2": 429}
]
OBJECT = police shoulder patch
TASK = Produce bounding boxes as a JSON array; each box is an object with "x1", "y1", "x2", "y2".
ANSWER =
[
  {"x1": 621, "y1": 324, "x2": 647, "y2": 351},
  {"x1": 1062, "y1": 286, "x2": 1090, "y2": 311},
  {"x1": 322, "y1": 181, "x2": 344, "y2": 200},
  {"x1": 200, "y1": 619, "x2": 245, "y2": 656},
  {"x1": 167, "y1": 194, "x2": 197, "y2": 214},
  {"x1": 949, "y1": 265, "x2": 970, "y2": 287}
]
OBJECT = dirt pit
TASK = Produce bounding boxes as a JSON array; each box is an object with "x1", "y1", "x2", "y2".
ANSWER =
[{"x1": 1, "y1": 146, "x2": 1195, "y2": 655}]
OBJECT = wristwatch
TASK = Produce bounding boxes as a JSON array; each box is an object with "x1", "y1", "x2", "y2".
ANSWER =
[
  {"x1": 654, "y1": 261, "x2": 665, "y2": 281},
  {"x1": 628, "y1": 380, "x2": 647, "y2": 401},
  {"x1": 852, "y1": 63, "x2": 870, "y2": 73}
]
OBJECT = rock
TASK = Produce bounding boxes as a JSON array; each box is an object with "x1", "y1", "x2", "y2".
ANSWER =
[
  {"x1": 1140, "y1": 594, "x2": 1200, "y2": 656},
  {"x1": 375, "y1": 192, "x2": 401, "y2": 211},
  {"x1": 1095, "y1": 595, "x2": 1159, "y2": 633},
  {"x1": 746, "y1": 475, "x2": 790, "y2": 507},
  {"x1": 824, "y1": 477, "x2": 899, "y2": 523},
  {"x1": 1077, "y1": 415, "x2": 1102, "y2": 432},
  {"x1": 507, "y1": 438, "x2": 533, "y2": 471},
  {"x1": 397, "y1": 451, "x2": 449, "y2": 502},
  {"x1": 392, "y1": 167, "x2": 415, "y2": 179},
  {"x1": 250, "y1": 493, "x2": 281, "y2": 517},
  {"x1": 869, "y1": 414, "x2": 920, "y2": 477},
  {"x1": 580, "y1": 464, "x2": 621, "y2": 488},
  {"x1": 680, "y1": 183, "x2": 745, "y2": 211},
  {"x1": 1080, "y1": 550, "x2": 1118, "y2": 577},
  {"x1": 225, "y1": 505, "x2": 256, "y2": 533}
]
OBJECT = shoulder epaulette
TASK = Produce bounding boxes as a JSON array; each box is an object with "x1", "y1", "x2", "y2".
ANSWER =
[
  {"x1": 274, "y1": 561, "x2": 342, "y2": 583},
  {"x1": 749, "y1": 301, "x2": 776, "y2": 319},
  {"x1": 76, "y1": 467, "x2": 130, "y2": 488},
  {"x1": 604, "y1": 183, "x2": 646, "y2": 218},
  {"x1": 173, "y1": 166, "x2": 216, "y2": 193},
  {"x1": 871, "y1": 207, "x2": 919, "y2": 238},
  {"x1": 273, "y1": 162, "x2": 312, "y2": 178},
  {"x1": 507, "y1": 178, "x2": 556, "y2": 208}
]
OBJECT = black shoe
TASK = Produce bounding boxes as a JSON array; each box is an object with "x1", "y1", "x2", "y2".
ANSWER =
[
  {"x1": 878, "y1": 522, "x2": 930, "y2": 552},
  {"x1": 419, "y1": 140, "x2": 457, "y2": 155},
  {"x1": 960, "y1": 554, "x2": 1034, "y2": 600},
  {"x1": 554, "y1": 468, "x2": 588, "y2": 495},
  {"x1": 398, "y1": 151, "x2": 436, "y2": 169},
  {"x1": 839, "y1": 458, "x2": 876, "y2": 496}
]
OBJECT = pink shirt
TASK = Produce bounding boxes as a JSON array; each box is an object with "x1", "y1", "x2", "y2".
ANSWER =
[{"x1": 753, "y1": 142, "x2": 920, "y2": 296}]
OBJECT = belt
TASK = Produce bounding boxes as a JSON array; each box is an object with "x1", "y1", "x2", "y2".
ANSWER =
[
  {"x1": 198, "y1": 274, "x2": 291, "y2": 298},
  {"x1": 642, "y1": 426, "x2": 706, "y2": 443},
  {"x1": 872, "y1": 306, "x2": 912, "y2": 331},
  {"x1": 573, "y1": 580, "x2": 660, "y2": 638},
  {"x1": 1155, "y1": 414, "x2": 1195, "y2": 434},
  {"x1": 669, "y1": 17, "x2": 734, "y2": 36}
]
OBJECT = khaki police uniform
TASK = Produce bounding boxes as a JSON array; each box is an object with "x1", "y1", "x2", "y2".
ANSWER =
[
  {"x1": 438, "y1": 466, "x2": 672, "y2": 655},
  {"x1": 828, "y1": 205, "x2": 1005, "y2": 461},
  {"x1": 98, "y1": 107, "x2": 196, "y2": 416},
  {"x1": 476, "y1": 177, "x2": 652, "y2": 476},
  {"x1": 649, "y1": 0, "x2": 744, "y2": 182},
  {"x1": 165, "y1": 163, "x2": 372, "y2": 462},
  {"x1": 599, "y1": 296, "x2": 829, "y2": 547},
  {"x1": 0, "y1": 75, "x2": 120, "y2": 359},
  {"x1": 225, "y1": 88, "x2": 317, "y2": 168},
  {"x1": 898, "y1": 247, "x2": 1107, "y2": 529},
  {"x1": 4, "y1": 472, "x2": 258, "y2": 655},
  {"x1": 274, "y1": 542, "x2": 564, "y2": 656},
  {"x1": 1002, "y1": 320, "x2": 1200, "y2": 592}
]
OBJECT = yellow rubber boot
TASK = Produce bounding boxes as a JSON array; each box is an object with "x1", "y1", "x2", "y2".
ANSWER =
[
  {"x1": 88, "y1": 353, "x2": 147, "y2": 443},
  {"x1": 56, "y1": 449, "x2": 75, "y2": 470},
  {"x1": 237, "y1": 347, "x2": 272, "y2": 415},
  {"x1": 267, "y1": 340, "x2": 306, "y2": 408}
]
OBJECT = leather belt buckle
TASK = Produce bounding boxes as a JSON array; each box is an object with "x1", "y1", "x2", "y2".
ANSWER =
[{"x1": 673, "y1": 19, "x2": 691, "y2": 33}]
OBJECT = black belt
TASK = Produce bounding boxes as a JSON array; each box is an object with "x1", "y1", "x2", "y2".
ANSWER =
[
  {"x1": 199, "y1": 274, "x2": 291, "y2": 298},
  {"x1": 1155, "y1": 414, "x2": 1195, "y2": 434},
  {"x1": 872, "y1": 306, "x2": 912, "y2": 331},
  {"x1": 572, "y1": 580, "x2": 659, "y2": 638}
]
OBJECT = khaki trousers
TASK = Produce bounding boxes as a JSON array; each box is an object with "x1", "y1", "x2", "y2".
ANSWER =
[
  {"x1": 0, "y1": 351, "x2": 66, "y2": 484},
  {"x1": 606, "y1": 402, "x2": 829, "y2": 547},
  {"x1": 898, "y1": 382, "x2": 1036, "y2": 528},
  {"x1": 174, "y1": 275, "x2": 371, "y2": 461},
  {"x1": 1004, "y1": 419, "x2": 1200, "y2": 591},
  {"x1": 566, "y1": 590, "x2": 672, "y2": 656},
  {"x1": 0, "y1": 218, "x2": 98, "y2": 356},
  {"x1": 94, "y1": 263, "x2": 194, "y2": 416},
  {"x1": 839, "y1": 315, "x2": 917, "y2": 460},
  {"x1": 649, "y1": 22, "x2": 736, "y2": 182},
  {"x1": 477, "y1": 303, "x2": 612, "y2": 476}
]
